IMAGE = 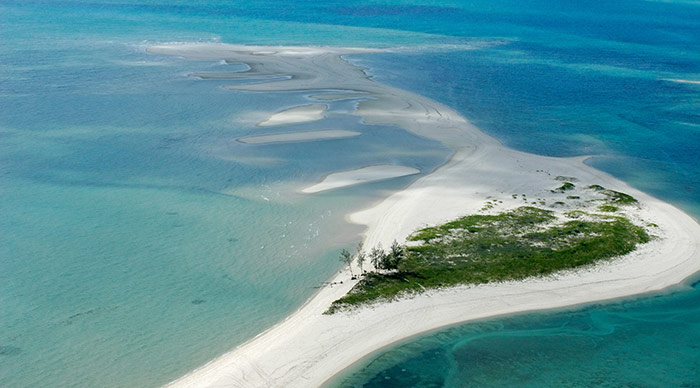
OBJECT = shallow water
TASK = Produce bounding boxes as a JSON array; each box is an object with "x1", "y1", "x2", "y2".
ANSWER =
[
  {"x1": 2, "y1": 1, "x2": 699, "y2": 387},
  {"x1": 329, "y1": 277, "x2": 700, "y2": 388}
]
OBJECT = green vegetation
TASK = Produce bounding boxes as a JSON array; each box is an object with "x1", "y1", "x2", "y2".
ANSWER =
[
  {"x1": 599, "y1": 204, "x2": 619, "y2": 212},
  {"x1": 327, "y1": 205, "x2": 650, "y2": 314},
  {"x1": 587, "y1": 185, "x2": 637, "y2": 204},
  {"x1": 565, "y1": 210, "x2": 586, "y2": 218},
  {"x1": 601, "y1": 189, "x2": 638, "y2": 205},
  {"x1": 481, "y1": 200, "x2": 496, "y2": 211},
  {"x1": 584, "y1": 184, "x2": 638, "y2": 211},
  {"x1": 551, "y1": 182, "x2": 576, "y2": 193}
]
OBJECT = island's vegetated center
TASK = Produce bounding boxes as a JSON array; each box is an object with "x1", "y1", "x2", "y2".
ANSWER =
[{"x1": 328, "y1": 187, "x2": 650, "y2": 314}]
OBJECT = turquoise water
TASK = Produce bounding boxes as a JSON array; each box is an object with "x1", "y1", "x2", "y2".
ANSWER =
[
  {"x1": 2, "y1": 1, "x2": 699, "y2": 387},
  {"x1": 329, "y1": 277, "x2": 700, "y2": 388}
]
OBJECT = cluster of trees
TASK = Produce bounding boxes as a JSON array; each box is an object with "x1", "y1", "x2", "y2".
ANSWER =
[{"x1": 340, "y1": 240, "x2": 405, "y2": 278}]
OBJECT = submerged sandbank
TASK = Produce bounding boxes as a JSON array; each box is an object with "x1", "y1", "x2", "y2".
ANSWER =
[
  {"x1": 148, "y1": 43, "x2": 700, "y2": 388},
  {"x1": 258, "y1": 104, "x2": 327, "y2": 127},
  {"x1": 301, "y1": 165, "x2": 420, "y2": 194},
  {"x1": 237, "y1": 129, "x2": 360, "y2": 144}
]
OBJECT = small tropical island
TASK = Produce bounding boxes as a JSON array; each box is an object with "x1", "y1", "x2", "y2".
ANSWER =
[
  {"x1": 329, "y1": 183, "x2": 651, "y2": 313},
  {"x1": 149, "y1": 44, "x2": 700, "y2": 388}
]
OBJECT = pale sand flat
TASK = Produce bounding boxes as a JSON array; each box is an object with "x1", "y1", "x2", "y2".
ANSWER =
[
  {"x1": 301, "y1": 165, "x2": 420, "y2": 194},
  {"x1": 237, "y1": 129, "x2": 360, "y2": 144},
  {"x1": 661, "y1": 78, "x2": 700, "y2": 85},
  {"x1": 191, "y1": 71, "x2": 288, "y2": 80},
  {"x1": 258, "y1": 104, "x2": 327, "y2": 127},
  {"x1": 309, "y1": 92, "x2": 372, "y2": 101},
  {"x1": 149, "y1": 44, "x2": 700, "y2": 388}
]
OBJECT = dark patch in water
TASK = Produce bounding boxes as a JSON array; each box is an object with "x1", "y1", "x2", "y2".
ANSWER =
[
  {"x1": 0, "y1": 346, "x2": 22, "y2": 356},
  {"x1": 191, "y1": 299, "x2": 205, "y2": 305},
  {"x1": 64, "y1": 306, "x2": 118, "y2": 324},
  {"x1": 67, "y1": 307, "x2": 102, "y2": 321}
]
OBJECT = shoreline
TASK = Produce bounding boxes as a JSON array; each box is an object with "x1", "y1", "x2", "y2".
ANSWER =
[
  {"x1": 148, "y1": 44, "x2": 700, "y2": 388},
  {"x1": 325, "y1": 269, "x2": 700, "y2": 387}
]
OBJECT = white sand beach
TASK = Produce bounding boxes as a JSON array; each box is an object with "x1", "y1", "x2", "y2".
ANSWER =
[
  {"x1": 301, "y1": 165, "x2": 421, "y2": 194},
  {"x1": 148, "y1": 44, "x2": 700, "y2": 388},
  {"x1": 257, "y1": 104, "x2": 327, "y2": 126},
  {"x1": 237, "y1": 129, "x2": 360, "y2": 144}
]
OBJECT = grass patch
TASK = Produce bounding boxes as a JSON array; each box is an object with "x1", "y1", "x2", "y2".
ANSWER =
[
  {"x1": 327, "y1": 206, "x2": 650, "y2": 314},
  {"x1": 551, "y1": 182, "x2": 576, "y2": 193},
  {"x1": 588, "y1": 185, "x2": 638, "y2": 209},
  {"x1": 602, "y1": 189, "x2": 638, "y2": 205},
  {"x1": 599, "y1": 204, "x2": 619, "y2": 212}
]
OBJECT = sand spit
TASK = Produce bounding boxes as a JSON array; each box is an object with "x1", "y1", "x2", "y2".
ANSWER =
[
  {"x1": 661, "y1": 78, "x2": 700, "y2": 85},
  {"x1": 257, "y1": 104, "x2": 327, "y2": 127},
  {"x1": 148, "y1": 44, "x2": 700, "y2": 388},
  {"x1": 237, "y1": 129, "x2": 361, "y2": 144},
  {"x1": 191, "y1": 72, "x2": 289, "y2": 82},
  {"x1": 301, "y1": 165, "x2": 420, "y2": 194}
]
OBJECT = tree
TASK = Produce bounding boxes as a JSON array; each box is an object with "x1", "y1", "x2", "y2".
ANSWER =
[
  {"x1": 340, "y1": 248, "x2": 353, "y2": 276},
  {"x1": 355, "y1": 242, "x2": 366, "y2": 274},
  {"x1": 380, "y1": 251, "x2": 393, "y2": 271},
  {"x1": 369, "y1": 243, "x2": 385, "y2": 272},
  {"x1": 387, "y1": 240, "x2": 406, "y2": 270}
]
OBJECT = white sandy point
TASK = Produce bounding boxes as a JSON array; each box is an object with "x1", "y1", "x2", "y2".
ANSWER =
[
  {"x1": 258, "y1": 104, "x2": 327, "y2": 127},
  {"x1": 301, "y1": 165, "x2": 421, "y2": 194}
]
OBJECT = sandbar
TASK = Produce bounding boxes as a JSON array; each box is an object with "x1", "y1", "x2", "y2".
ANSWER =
[
  {"x1": 301, "y1": 165, "x2": 420, "y2": 194},
  {"x1": 191, "y1": 72, "x2": 289, "y2": 82},
  {"x1": 662, "y1": 78, "x2": 700, "y2": 85},
  {"x1": 237, "y1": 129, "x2": 361, "y2": 144},
  {"x1": 309, "y1": 92, "x2": 372, "y2": 101},
  {"x1": 258, "y1": 104, "x2": 327, "y2": 127},
  {"x1": 149, "y1": 43, "x2": 700, "y2": 388}
]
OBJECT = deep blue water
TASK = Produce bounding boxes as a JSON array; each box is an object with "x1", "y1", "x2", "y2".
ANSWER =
[{"x1": 2, "y1": 1, "x2": 699, "y2": 387}]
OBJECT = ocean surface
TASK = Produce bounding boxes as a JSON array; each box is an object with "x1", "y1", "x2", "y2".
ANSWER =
[{"x1": 1, "y1": 1, "x2": 699, "y2": 387}]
